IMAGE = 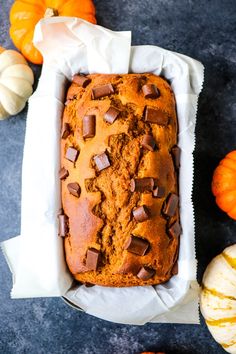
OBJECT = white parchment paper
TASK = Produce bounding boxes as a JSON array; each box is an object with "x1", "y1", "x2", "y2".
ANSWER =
[{"x1": 1, "y1": 17, "x2": 204, "y2": 325}]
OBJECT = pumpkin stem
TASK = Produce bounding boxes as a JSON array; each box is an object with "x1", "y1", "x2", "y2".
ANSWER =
[{"x1": 44, "y1": 8, "x2": 59, "y2": 18}]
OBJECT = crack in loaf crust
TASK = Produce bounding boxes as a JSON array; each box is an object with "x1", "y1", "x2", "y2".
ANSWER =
[{"x1": 60, "y1": 73, "x2": 180, "y2": 287}]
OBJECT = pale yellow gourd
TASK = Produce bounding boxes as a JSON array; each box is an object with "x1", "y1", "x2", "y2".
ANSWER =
[
  {"x1": 200, "y1": 244, "x2": 236, "y2": 353},
  {"x1": 0, "y1": 47, "x2": 34, "y2": 119}
]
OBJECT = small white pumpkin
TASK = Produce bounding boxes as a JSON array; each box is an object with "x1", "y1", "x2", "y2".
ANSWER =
[
  {"x1": 200, "y1": 244, "x2": 236, "y2": 354},
  {"x1": 0, "y1": 47, "x2": 34, "y2": 119}
]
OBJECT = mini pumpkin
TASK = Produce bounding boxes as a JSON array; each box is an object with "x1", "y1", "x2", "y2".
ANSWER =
[
  {"x1": 0, "y1": 48, "x2": 34, "y2": 119},
  {"x1": 9, "y1": 0, "x2": 97, "y2": 65},
  {"x1": 200, "y1": 244, "x2": 236, "y2": 354},
  {"x1": 212, "y1": 151, "x2": 236, "y2": 220}
]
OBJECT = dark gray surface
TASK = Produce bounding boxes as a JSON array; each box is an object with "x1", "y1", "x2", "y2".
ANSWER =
[{"x1": 0, "y1": 0, "x2": 235, "y2": 353}]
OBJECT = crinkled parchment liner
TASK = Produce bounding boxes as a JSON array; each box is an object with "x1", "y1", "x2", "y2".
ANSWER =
[{"x1": 1, "y1": 18, "x2": 204, "y2": 325}]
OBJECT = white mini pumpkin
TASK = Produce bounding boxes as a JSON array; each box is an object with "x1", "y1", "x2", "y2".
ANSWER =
[
  {"x1": 0, "y1": 47, "x2": 34, "y2": 119},
  {"x1": 200, "y1": 244, "x2": 236, "y2": 353}
]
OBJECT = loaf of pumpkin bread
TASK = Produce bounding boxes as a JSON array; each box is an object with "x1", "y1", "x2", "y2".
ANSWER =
[{"x1": 59, "y1": 73, "x2": 181, "y2": 287}]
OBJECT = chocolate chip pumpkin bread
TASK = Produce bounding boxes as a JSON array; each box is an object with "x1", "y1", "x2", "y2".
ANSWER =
[{"x1": 59, "y1": 73, "x2": 181, "y2": 287}]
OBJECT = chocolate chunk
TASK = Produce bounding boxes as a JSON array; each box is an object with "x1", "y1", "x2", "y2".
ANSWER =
[
  {"x1": 171, "y1": 262, "x2": 178, "y2": 275},
  {"x1": 137, "y1": 266, "x2": 155, "y2": 280},
  {"x1": 86, "y1": 248, "x2": 101, "y2": 270},
  {"x1": 59, "y1": 167, "x2": 69, "y2": 180},
  {"x1": 142, "y1": 84, "x2": 160, "y2": 99},
  {"x1": 132, "y1": 205, "x2": 150, "y2": 222},
  {"x1": 72, "y1": 74, "x2": 91, "y2": 88},
  {"x1": 168, "y1": 220, "x2": 181, "y2": 238},
  {"x1": 91, "y1": 84, "x2": 114, "y2": 99},
  {"x1": 104, "y1": 106, "x2": 120, "y2": 124},
  {"x1": 83, "y1": 115, "x2": 96, "y2": 139},
  {"x1": 58, "y1": 214, "x2": 69, "y2": 237},
  {"x1": 93, "y1": 152, "x2": 110, "y2": 171},
  {"x1": 153, "y1": 186, "x2": 165, "y2": 198},
  {"x1": 130, "y1": 178, "x2": 155, "y2": 192},
  {"x1": 67, "y1": 182, "x2": 81, "y2": 198},
  {"x1": 141, "y1": 134, "x2": 156, "y2": 151},
  {"x1": 144, "y1": 106, "x2": 169, "y2": 126},
  {"x1": 124, "y1": 236, "x2": 149, "y2": 256},
  {"x1": 65, "y1": 147, "x2": 79, "y2": 163},
  {"x1": 163, "y1": 193, "x2": 179, "y2": 217},
  {"x1": 117, "y1": 262, "x2": 141, "y2": 275},
  {"x1": 171, "y1": 146, "x2": 181, "y2": 169},
  {"x1": 61, "y1": 122, "x2": 70, "y2": 139}
]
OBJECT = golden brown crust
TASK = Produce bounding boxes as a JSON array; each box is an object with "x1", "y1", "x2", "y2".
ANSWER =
[{"x1": 61, "y1": 73, "x2": 179, "y2": 287}]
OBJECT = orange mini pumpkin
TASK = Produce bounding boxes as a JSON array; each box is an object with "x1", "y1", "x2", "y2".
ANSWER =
[
  {"x1": 9, "y1": 0, "x2": 97, "y2": 65},
  {"x1": 212, "y1": 150, "x2": 236, "y2": 220}
]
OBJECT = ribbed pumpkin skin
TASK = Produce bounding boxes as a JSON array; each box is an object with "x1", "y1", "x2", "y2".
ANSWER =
[
  {"x1": 9, "y1": 0, "x2": 97, "y2": 64},
  {"x1": 0, "y1": 48, "x2": 34, "y2": 119},
  {"x1": 212, "y1": 151, "x2": 236, "y2": 220},
  {"x1": 200, "y1": 244, "x2": 236, "y2": 354}
]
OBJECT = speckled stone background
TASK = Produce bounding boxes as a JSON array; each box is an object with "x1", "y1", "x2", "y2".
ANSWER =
[{"x1": 0, "y1": 0, "x2": 235, "y2": 353}]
